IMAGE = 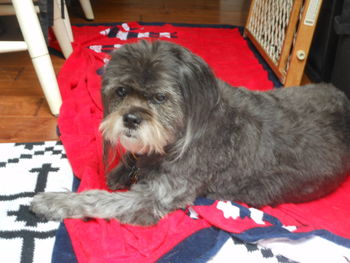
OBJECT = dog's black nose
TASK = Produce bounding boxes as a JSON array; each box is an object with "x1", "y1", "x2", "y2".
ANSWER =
[{"x1": 123, "y1": 113, "x2": 142, "y2": 129}]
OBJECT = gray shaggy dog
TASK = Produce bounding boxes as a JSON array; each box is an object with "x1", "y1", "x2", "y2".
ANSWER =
[{"x1": 31, "y1": 40, "x2": 350, "y2": 226}]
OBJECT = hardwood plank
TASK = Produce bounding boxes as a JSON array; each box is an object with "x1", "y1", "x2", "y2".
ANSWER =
[
  {"x1": 0, "y1": 95, "x2": 43, "y2": 116},
  {"x1": 0, "y1": 53, "x2": 64, "y2": 96},
  {"x1": 69, "y1": 0, "x2": 250, "y2": 25},
  {"x1": 0, "y1": 117, "x2": 59, "y2": 143},
  {"x1": 0, "y1": 66, "x2": 21, "y2": 84}
]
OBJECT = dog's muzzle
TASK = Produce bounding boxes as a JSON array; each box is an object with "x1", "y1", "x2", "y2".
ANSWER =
[{"x1": 123, "y1": 113, "x2": 142, "y2": 130}]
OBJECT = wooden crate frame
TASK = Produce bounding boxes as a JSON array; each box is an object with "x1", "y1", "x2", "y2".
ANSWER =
[{"x1": 244, "y1": 0, "x2": 323, "y2": 86}]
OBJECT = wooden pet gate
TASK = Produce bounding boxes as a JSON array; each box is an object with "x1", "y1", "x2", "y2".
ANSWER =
[{"x1": 245, "y1": 0, "x2": 323, "y2": 86}]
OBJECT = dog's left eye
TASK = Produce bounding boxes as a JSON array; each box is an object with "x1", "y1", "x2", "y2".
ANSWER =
[
  {"x1": 116, "y1": 87, "x2": 127, "y2": 98},
  {"x1": 152, "y1": 93, "x2": 167, "y2": 104}
]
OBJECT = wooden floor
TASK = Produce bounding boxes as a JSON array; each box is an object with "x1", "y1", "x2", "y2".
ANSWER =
[{"x1": 0, "y1": 0, "x2": 251, "y2": 143}]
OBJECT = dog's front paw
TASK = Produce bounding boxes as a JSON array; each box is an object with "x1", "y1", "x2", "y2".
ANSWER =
[
  {"x1": 118, "y1": 209, "x2": 163, "y2": 226},
  {"x1": 30, "y1": 192, "x2": 74, "y2": 221}
]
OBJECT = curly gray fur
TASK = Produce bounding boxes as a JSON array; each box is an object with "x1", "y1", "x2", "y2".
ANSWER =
[{"x1": 31, "y1": 40, "x2": 350, "y2": 226}]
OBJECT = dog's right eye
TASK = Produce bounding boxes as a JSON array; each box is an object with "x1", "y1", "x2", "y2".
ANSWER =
[{"x1": 116, "y1": 87, "x2": 127, "y2": 98}]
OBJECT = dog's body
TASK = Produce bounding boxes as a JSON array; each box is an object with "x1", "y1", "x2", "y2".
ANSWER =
[{"x1": 31, "y1": 40, "x2": 350, "y2": 226}]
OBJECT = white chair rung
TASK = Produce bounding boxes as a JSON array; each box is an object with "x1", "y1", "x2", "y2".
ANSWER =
[
  {"x1": 0, "y1": 5, "x2": 40, "y2": 15},
  {"x1": 0, "y1": 41, "x2": 28, "y2": 53},
  {"x1": 52, "y1": 0, "x2": 73, "y2": 58}
]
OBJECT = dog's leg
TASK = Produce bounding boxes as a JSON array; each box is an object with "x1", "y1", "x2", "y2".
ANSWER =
[
  {"x1": 106, "y1": 153, "x2": 136, "y2": 190},
  {"x1": 30, "y1": 175, "x2": 198, "y2": 226}
]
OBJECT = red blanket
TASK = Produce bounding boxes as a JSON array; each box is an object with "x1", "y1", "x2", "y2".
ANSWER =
[{"x1": 55, "y1": 22, "x2": 350, "y2": 263}]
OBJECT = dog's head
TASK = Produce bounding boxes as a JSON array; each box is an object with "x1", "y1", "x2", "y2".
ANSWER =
[{"x1": 100, "y1": 40, "x2": 219, "y2": 158}]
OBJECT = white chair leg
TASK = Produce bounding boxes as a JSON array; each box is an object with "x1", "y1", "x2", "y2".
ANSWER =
[
  {"x1": 52, "y1": 0, "x2": 73, "y2": 59},
  {"x1": 31, "y1": 55, "x2": 63, "y2": 116},
  {"x1": 64, "y1": 3, "x2": 74, "y2": 41},
  {"x1": 78, "y1": 0, "x2": 94, "y2": 20},
  {"x1": 11, "y1": 0, "x2": 62, "y2": 116},
  {"x1": 61, "y1": 0, "x2": 74, "y2": 42}
]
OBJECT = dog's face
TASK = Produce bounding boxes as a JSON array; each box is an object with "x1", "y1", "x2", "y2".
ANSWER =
[{"x1": 100, "y1": 40, "x2": 219, "y2": 156}]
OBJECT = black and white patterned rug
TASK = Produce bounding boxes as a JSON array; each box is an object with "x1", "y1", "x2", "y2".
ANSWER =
[
  {"x1": 0, "y1": 140, "x2": 299, "y2": 263},
  {"x1": 0, "y1": 141, "x2": 295, "y2": 263},
  {"x1": 0, "y1": 141, "x2": 74, "y2": 263}
]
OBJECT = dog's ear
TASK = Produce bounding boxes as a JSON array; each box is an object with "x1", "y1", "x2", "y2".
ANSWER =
[
  {"x1": 172, "y1": 45, "x2": 219, "y2": 114},
  {"x1": 168, "y1": 43, "x2": 220, "y2": 158}
]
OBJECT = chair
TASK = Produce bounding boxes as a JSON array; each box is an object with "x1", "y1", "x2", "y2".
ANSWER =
[{"x1": 0, "y1": 0, "x2": 75, "y2": 115}]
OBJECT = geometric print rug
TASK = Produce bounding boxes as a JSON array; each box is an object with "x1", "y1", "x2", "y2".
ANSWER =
[
  {"x1": 0, "y1": 140, "x2": 296, "y2": 263},
  {"x1": 0, "y1": 141, "x2": 74, "y2": 263}
]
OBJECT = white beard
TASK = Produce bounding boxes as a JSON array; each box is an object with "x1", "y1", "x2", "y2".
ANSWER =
[
  {"x1": 99, "y1": 112, "x2": 172, "y2": 155},
  {"x1": 119, "y1": 134, "x2": 148, "y2": 155}
]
